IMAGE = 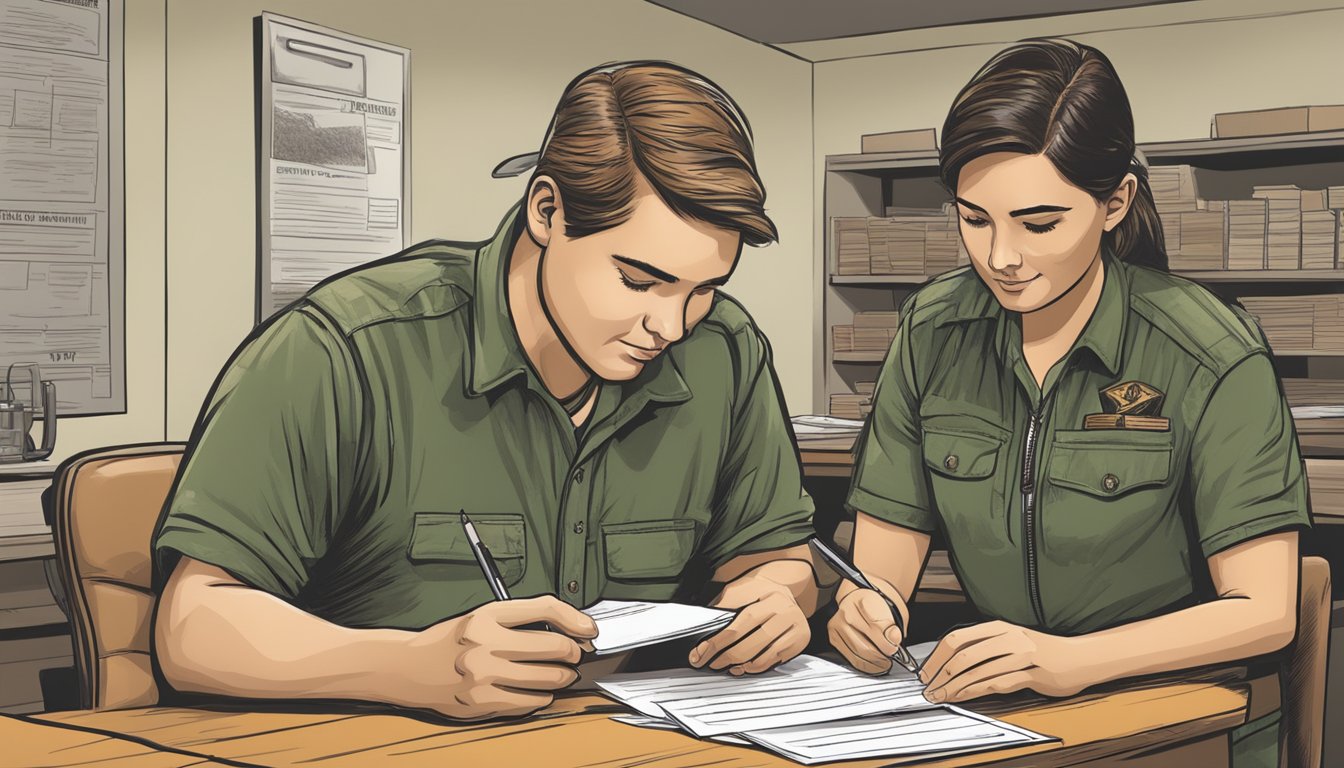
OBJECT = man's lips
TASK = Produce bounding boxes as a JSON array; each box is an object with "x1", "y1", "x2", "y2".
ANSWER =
[{"x1": 620, "y1": 341, "x2": 664, "y2": 361}]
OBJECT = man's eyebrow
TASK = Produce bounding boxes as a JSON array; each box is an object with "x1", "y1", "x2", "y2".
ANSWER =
[
  {"x1": 1010, "y1": 204, "x2": 1071, "y2": 217},
  {"x1": 614, "y1": 255, "x2": 680, "y2": 284}
]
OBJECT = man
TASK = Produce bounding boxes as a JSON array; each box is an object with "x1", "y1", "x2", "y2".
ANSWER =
[{"x1": 152, "y1": 61, "x2": 820, "y2": 722}]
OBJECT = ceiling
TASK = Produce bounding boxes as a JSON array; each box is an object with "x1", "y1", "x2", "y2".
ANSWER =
[{"x1": 645, "y1": 1, "x2": 1198, "y2": 47}]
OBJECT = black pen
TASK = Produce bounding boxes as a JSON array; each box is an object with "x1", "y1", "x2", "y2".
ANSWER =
[
  {"x1": 809, "y1": 537, "x2": 920, "y2": 673},
  {"x1": 460, "y1": 511, "x2": 550, "y2": 631}
]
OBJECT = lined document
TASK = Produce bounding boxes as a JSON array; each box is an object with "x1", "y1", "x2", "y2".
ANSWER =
[
  {"x1": 583, "y1": 600, "x2": 733, "y2": 656},
  {"x1": 597, "y1": 655, "x2": 929, "y2": 736},
  {"x1": 739, "y1": 706, "x2": 1053, "y2": 765}
]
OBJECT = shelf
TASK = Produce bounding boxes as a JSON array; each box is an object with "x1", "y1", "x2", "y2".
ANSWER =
[
  {"x1": 833, "y1": 353, "x2": 885, "y2": 363},
  {"x1": 831, "y1": 274, "x2": 932, "y2": 286},
  {"x1": 825, "y1": 129, "x2": 1344, "y2": 176}
]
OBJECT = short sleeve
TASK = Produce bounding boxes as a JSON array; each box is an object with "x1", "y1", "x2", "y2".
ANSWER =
[
  {"x1": 152, "y1": 306, "x2": 365, "y2": 598},
  {"x1": 698, "y1": 331, "x2": 815, "y2": 569},
  {"x1": 1189, "y1": 352, "x2": 1310, "y2": 558},
  {"x1": 846, "y1": 318, "x2": 936, "y2": 532}
]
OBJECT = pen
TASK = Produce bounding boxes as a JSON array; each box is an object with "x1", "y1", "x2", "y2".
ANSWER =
[
  {"x1": 808, "y1": 537, "x2": 920, "y2": 674},
  {"x1": 460, "y1": 511, "x2": 550, "y2": 631}
]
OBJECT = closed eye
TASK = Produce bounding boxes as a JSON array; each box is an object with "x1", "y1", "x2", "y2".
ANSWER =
[
  {"x1": 960, "y1": 215, "x2": 989, "y2": 228},
  {"x1": 1024, "y1": 219, "x2": 1061, "y2": 234},
  {"x1": 617, "y1": 268, "x2": 655, "y2": 292}
]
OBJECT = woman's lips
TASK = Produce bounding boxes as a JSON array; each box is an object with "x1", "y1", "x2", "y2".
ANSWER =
[{"x1": 995, "y1": 275, "x2": 1038, "y2": 292}]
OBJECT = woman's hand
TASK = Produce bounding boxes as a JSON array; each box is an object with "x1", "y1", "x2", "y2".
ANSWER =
[
  {"x1": 827, "y1": 585, "x2": 909, "y2": 675},
  {"x1": 918, "y1": 620, "x2": 1095, "y2": 703}
]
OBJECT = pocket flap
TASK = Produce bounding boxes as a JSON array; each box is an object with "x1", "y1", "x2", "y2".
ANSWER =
[
  {"x1": 408, "y1": 512, "x2": 525, "y2": 562},
  {"x1": 602, "y1": 519, "x2": 698, "y2": 581},
  {"x1": 1048, "y1": 431, "x2": 1172, "y2": 497},
  {"x1": 922, "y1": 426, "x2": 1002, "y2": 479}
]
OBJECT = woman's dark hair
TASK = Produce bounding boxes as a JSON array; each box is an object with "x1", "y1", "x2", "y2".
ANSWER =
[{"x1": 939, "y1": 38, "x2": 1166, "y2": 271}]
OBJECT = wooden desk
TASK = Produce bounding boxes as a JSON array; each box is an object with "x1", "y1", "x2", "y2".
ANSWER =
[{"x1": 10, "y1": 669, "x2": 1276, "y2": 767}]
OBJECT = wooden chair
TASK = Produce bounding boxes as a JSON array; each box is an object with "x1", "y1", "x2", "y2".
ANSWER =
[
  {"x1": 48, "y1": 443, "x2": 187, "y2": 710},
  {"x1": 1281, "y1": 555, "x2": 1331, "y2": 768}
]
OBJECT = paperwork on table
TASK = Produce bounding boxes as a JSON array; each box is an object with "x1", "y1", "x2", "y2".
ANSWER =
[{"x1": 582, "y1": 600, "x2": 733, "y2": 656}]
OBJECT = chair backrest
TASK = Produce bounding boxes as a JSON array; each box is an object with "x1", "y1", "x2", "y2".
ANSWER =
[
  {"x1": 50, "y1": 443, "x2": 187, "y2": 710},
  {"x1": 1281, "y1": 555, "x2": 1332, "y2": 768}
]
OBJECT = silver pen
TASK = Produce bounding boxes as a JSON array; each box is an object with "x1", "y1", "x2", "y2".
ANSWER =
[{"x1": 809, "y1": 537, "x2": 920, "y2": 673}]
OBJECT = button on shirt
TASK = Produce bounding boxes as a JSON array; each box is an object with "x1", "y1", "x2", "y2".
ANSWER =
[
  {"x1": 153, "y1": 206, "x2": 814, "y2": 629},
  {"x1": 849, "y1": 253, "x2": 1310, "y2": 635}
]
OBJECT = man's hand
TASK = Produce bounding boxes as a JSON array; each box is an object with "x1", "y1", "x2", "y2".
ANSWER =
[
  {"x1": 827, "y1": 585, "x2": 909, "y2": 675},
  {"x1": 918, "y1": 621, "x2": 1093, "y2": 703},
  {"x1": 391, "y1": 596, "x2": 598, "y2": 721},
  {"x1": 688, "y1": 570, "x2": 810, "y2": 676}
]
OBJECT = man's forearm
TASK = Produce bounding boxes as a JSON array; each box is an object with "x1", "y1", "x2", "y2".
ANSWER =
[
  {"x1": 155, "y1": 562, "x2": 415, "y2": 705},
  {"x1": 713, "y1": 544, "x2": 823, "y2": 615}
]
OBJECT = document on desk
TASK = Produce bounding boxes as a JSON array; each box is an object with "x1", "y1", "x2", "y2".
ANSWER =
[
  {"x1": 582, "y1": 600, "x2": 733, "y2": 656},
  {"x1": 599, "y1": 651, "x2": 1055, "y2": 763},
  {"x1": 597, "y1": 654, "x2": 930, "y2": 736}
]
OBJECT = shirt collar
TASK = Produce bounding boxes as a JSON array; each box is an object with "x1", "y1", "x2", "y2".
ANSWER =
[
  {"x1": 468, "y1": 204, "x2": 531, "y2": 396},
  {"x1": 467, "y1": 204, "x2": 693, "y2": 408},
  {"x1": 1069, "y1": 250, "x2": 1128, "y2": 377}
]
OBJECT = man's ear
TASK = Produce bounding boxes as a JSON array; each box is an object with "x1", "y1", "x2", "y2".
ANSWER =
[
  {"x1": 525, "y1": 175, "x2": 561, "y2": 247},
  {"x1": 1102, "y1": 172, "x2": 1137, "y2": 233}
]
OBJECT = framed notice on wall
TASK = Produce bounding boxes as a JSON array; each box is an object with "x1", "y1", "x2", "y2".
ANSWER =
[
  {"x1": 0, "y1": 0, "x2": 125, "y2": 416},
  {"x1": 255, "y1": 12, "x2": 410, "y2": 322}
]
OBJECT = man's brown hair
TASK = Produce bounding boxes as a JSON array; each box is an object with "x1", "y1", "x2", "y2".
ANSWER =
[{"x1": 532, "y1": 61, "x2": 777, "y2": 247}]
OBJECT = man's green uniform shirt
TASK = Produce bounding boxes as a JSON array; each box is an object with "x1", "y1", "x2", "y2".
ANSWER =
[
  {"x1": 153, "y1": 208, "x2": 814, "y2": 628},
  {"x1": 850, "y1": 252, "x2": 1310, "y2": 636}
]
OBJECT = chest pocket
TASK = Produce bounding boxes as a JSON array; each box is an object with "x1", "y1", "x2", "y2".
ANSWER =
[
  {"x1": 602, "y1": 519, "x2": 699, "y2": 582},
  {"x1": 921, "y1": 417, "x2": 1007, "y2": 520},
  {"x1": 406, "y1": 512, "x2": 527, "y2": 586},
  {"x1": 1047, "y1": 430, "x2": 1172, "y2": 497}
]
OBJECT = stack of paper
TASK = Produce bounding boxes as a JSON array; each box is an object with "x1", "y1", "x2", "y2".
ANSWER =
[
  {"x1": 1240, "y1": 296, "x2": 1316, "y2": 350},
  {"x1": 1252, "y1": 185, "x2": 1303, "y2": 268},
  {"x1": 1302, "y1": 209, "x2": 1338, "y2": 269},
  {"x1": 1227, "y1": 199, "x2": 1269, "y2": 270},
  {"x1": 834, "y1": 218, "x2": 870, "y2": 275},
  {"x1": 1290, "y1": 405, "x2": 1344, "y2": 419},
  {"x1": 1282, "y1": 378, "x2": 1344, "y2": 406},
  {"x1": 870, "y1": 218, "x2": 927, "y2": 275},
  {"x1": 1149, "y1": 165, "x2": 1200, "y2": 214},
  {"x1": 1311, "y1": 294, "x2": 1344, "y2": 352},
  {"x1": 597, "y1": 650, "x2": 1054, "y2": 764},
  {"x1": 583, "y1": 601, "x2": 733, "y2": 656},
  {"x1": 925, "y1": 210, "x2": 961, "y2": 274},
  {"x1": 1171, "y1": 209, "x2": 1226, "y2": 270},
  {"x1": 829, "y1": 394, "x2": 872, "y2": 420},
  {"x1": 791, "y1": 415, "x2": 865, "y2": 440}
]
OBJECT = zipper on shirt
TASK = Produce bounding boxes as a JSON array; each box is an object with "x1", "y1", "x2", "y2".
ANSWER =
[{"x1": 1020, "y1": 395, "x2": 1053, "y2": 629}]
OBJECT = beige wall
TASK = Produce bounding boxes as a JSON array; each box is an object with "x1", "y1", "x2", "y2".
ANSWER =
[
  {"x1": 50, "y1": 0, "x2": 166, "y2": 464},
  {"x1": 810, "y1": 0, "x2": 1344, "y2": 410},
  {"x1": 163, "y1": 0, "x2": 814, "y2": 437}
]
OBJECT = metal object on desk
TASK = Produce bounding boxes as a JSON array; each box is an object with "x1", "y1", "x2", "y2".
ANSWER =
[{"x1": 0, "y1": 363, "x2": 57, "y2": 463}]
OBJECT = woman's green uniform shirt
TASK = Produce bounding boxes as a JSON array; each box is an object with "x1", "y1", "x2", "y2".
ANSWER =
[
  {"x1": 152, "y1": 207, "x2": 814, "y2": 629},
  {"x1": 851, "y1": 253, "x2": 1310, "y2": 635}
]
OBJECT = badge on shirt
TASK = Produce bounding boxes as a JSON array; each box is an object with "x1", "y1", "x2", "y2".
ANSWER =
[{"x1": 1084, "y1": 380, "x2": 1170, "y2": 431}]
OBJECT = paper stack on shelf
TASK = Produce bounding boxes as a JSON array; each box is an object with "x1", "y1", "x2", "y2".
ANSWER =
[
  {"x1": 1252, "y1": 185, "x2": 1303, "y2": 269},
  {"x1": 832, "y1": 324, "x2": 854, "y2": 353},
  {"x1": 869, "y1": 217, "x2": 927, "y2": 275},
  {"x1": 791, "y1": 414, "x2": 865, "y2": 441},
  {"x1": 1301, "y1": 209, "x2": 1338, "y2": 269},
  {"x1": 829, "y1": 394, "x2": 871, "y2": 420},
  {"x1": 1172, "y1": 208, "x2": 1226, "y2": 270},
  {"x1": 1227, "y1": 199, "x2": 1269, "y2": 270},
  {"x1": 1304, "y1": 460, "x2": 1344, "y2": 523},
  {"x1": 1312, "y1": 294, "x2": 1344, "y2": 352},
  {"x1": 925, "y1": 206, "x2": 961, "y2": 274},
  {"x1": 1149, "y1": 165, "x2": 1200, "y2": 214},
  {"x1": 1240, "y1": 296, "x2": 1315, "y2": 350},
  {"x1": 834, "y1": 217, "x2": 870, "y2": 275},
  {"x1": 1282, "y1": 378, "x2": 1344, "y2": 406}
]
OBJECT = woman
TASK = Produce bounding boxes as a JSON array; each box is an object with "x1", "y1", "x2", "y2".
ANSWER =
[{"x1": 830, "y1": 39, "x2": 1308, "y2": 764}]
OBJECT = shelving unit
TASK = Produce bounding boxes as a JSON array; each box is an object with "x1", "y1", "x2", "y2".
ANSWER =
[{"x1": 818, "y1": 129, "x2": 1344, "y2": 416}]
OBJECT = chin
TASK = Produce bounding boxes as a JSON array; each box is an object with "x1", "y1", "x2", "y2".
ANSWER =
[{"x1": 591, "y1": 356, "x2": 645, "y2": 382}]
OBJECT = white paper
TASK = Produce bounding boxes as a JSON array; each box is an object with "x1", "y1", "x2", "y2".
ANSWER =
[
  {"x1": 1291, "y1": 405, "x2": 1344, "y2": 419},
  {"x1": 738, "y1": 705, "x2": 1055, "y2": 765},
  {"x1": 0, "y1": 0, "x2": 125, "y2": 414},
  {"x1": 610, "y1": 714, "x2": 753, "y2": 747},
  {"x1": 596, "y1": 654, "x2": 930, "y2": 737},
  {"x1": 583, "y1": 600, "x2": 733, "y2": 656},
  {"x1": 259, "y1": 14, "x2": 409, "y2": 320},
  {"x1": 791, "y1": 414, "x2": 864, "y2": 439}
]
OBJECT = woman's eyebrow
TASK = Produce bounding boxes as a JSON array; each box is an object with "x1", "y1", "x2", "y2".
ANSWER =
[
  {"x1": 954, "y1": 197, "x2": 987, "y2": 214},
  {"x1": 614, "y1": 254, "x2": 679, "y2": 283},
  {"x1": 1010, "y1": 204, "x2": 1071, "y2": 217}
]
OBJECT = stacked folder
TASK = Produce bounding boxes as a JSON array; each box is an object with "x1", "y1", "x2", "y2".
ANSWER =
[
  {"x1": 1252, "y1": 185, "x2": 1303, "y2": 268},
  {"x1": 1241, "y1": 294, "x2": 1344, "y2": 352},
  {"x1": 1227, "y1": 199, "x2": 1269, "y2": 270},
  {"x1": 1282, "y1": 378, "x2": 1344, "y2": 406},
  {"x1": 829, "y1": 394, "x2": 871, "y2": 420},
  {"x1": 834, "y1": 217, "x2": 870, "y2": 275}
]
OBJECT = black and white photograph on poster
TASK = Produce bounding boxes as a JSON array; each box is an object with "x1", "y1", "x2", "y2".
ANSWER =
[{"x1": 256, "y1": 12, "x2": 409, "y2": 321}]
